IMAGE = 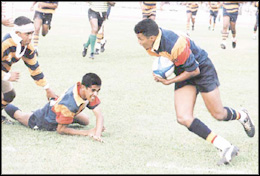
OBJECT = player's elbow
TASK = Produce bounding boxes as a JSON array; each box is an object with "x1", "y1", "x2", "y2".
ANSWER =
[{"x1": 56, "y1": 124, "x2": 66, "y2": 135}]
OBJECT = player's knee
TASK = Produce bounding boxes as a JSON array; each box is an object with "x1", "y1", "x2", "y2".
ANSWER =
[
  {"x1": 3, "y1": 89, "x2": 16, "y2": 103},
  {"x1": 176, "y1": 114, "x2": 192, "y2": 127},
  {"x1": 80, "y1": 120, "x2": 89, "y2": 126},
  {"x1": 210, "y1": 111, "x2": 225, "y2": 121}
]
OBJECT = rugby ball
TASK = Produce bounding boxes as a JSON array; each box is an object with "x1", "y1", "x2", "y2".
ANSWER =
[{"x1": 152, "y1": 56, "x2": 174, "y2": 79}]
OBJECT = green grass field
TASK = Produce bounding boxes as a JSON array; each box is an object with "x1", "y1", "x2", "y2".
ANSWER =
[{"x1": 1, "y1": 3, "x2": 258, "y2": 174}]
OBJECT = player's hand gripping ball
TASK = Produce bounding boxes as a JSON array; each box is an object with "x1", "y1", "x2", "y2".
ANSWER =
[{"x1": 152, "y1": 56, "x2": 174, "y2": 79}]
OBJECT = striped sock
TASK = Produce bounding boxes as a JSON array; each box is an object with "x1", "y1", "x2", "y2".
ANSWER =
[
  {"x1": 210, "y1": 133, "x2": 232, "y2": 151},
  {"x1": 188, "y1": 118, "x2": 232, "y2": 151},
  {"x1": 223, "y1": 107, "x2": 240, "y2": 121},
  {"x1": 89, "y1": 34, "x2": 97, "y2": 53},
  {"x1": 33, "y1": 33, "x2": 39, "y2": 50}
]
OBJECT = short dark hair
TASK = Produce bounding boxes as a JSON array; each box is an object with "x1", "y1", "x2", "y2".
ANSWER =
[
  {"x1": 82, "y1": 73, "x2": 102, "y2": 88},
  {"x1": 134, "y1": 19, "x2": 159, "y2": 37},
  {"x1": 14, "y1": 16, "x2": 33, "y2": 26}
]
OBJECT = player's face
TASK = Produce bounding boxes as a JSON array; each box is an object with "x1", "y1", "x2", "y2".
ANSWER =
[
  {"x1": 136, "y1": 33, "x2": 155, "y2": 50},
  {"x1": 82, "y1": 85, "x2": 101, "y2": 102},
  {"x1": 17, "y1": 31, "x2": 34, "y2": 46}
]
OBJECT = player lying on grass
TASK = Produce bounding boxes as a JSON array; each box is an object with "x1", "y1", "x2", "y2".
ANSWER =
[
  {"x1": 134, "y1": 19, "x2": 255, "y2": 165},
  {"x1": 4, "y1": 73, "x2": 105, "y2": 142}
]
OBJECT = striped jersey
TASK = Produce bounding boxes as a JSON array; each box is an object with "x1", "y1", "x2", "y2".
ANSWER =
[
  {"x1": 223, "y1": 1, "x2": 240, "y2": 13},
  {"x1": 35, "y1": 1, "x2": 58, "y2": 14},
  {"x1": 209, "y1": 2, "x2": 220, "y2": 12},
  {"x1": 186, "y1": 2, "x2": 199, "y2": 12},
  {"x1": 2, "y1": 32, "x2": 47, "y2": 87},
  {"x1": 33, "y1": 82, "x2": 101, "y2": 125},
  {"x1": 89, "y1": 2, "x2": 110, "y2": 12},
  {"x1": 146, "y1": 28, "x2": 208, "y2": 72}
]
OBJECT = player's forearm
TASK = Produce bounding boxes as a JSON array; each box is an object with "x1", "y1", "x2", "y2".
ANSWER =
[
  {"x1": 94, "y1": 115, "x2": 104, "y2": 137},
  {"x1": 57, "y1": 124, "x2": 88, "y2": 136},
  {"x1": 169, "y1": 67, "x2": 200, "y2": 84}
]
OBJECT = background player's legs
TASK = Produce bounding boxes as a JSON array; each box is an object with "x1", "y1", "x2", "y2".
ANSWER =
[
  {"x1": 42, "y1": 24, "x2": 50, "y2": 36},
  {"x1": 186, "y1": 12, "x2": 192, "y2": 35},
  {"x1": 221, "y1": 15, "x2": 230, "y2": 49},
  {"x1": 83, "y1": 18, "x2": 99, "y2": 59},
  {"x1": 33, "y1": 17, "x2": 42, "y2": 55},
  {"x1": 230, "y1": 21, "x2": 237, "y2": 48}
]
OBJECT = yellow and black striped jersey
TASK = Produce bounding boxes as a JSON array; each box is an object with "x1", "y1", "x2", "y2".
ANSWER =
[
  {"x1": 35, "y1": 1, "x2": 58, "y2": 14},
  {"x1": 209, "y1": 2, "x2": 220, "y2": 12},
  {"x1": 89, "y1": 2, "x2": 110, "y2": 12},
  {"x1": 142, "y1": 2, "x2": 156, "y2": 16},
  {"x1": 2, "y1": 33, "x2": 47, "y2": 87},
  {"x1": 223, "y1": 1, "x2": 240, "y2": 13},
  {"x1": 186, "y1": 2, "x2": 199, "y2": 12},
  {"x1": 142, "y1": 1, "x2": 156, "y2": 9}
]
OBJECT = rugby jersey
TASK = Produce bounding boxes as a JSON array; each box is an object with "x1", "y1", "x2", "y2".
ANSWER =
[
  {"x1": 1, "y1": 32, "x2": 47, "y2": 87},
  {"x1": 89, "y1": 2, "x2": 109, "y2": 12},
  {"x1": 51, "y1": 82, "x2": 100, "y2": 125},
  {"x1": 186, "y1": 2, "x2": 199, "y2": 12},
  {"x1": 142, "y1": 2, "x2": 156, "y2": 15},
  {"x1": 223, "y1": 1, "x2": 240, "y2": 13},
  {"x1": 209, "y1": 2, "x2": 220, "y2": 12},
  {"x1": 146, "y1": 28, "x2": 208, "y2": 72},
  {"x1": 35, "y1": 1, "x2": 58, "y2": 14}
]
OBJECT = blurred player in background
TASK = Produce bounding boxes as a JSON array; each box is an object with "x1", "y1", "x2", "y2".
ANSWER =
[
  {"x1": 95, "y1": 2, "x2": 115, "y2": 55},
  {"x1": 208, "y1": 1, "x2": 220, "y2": 31},
  {"x1": 134, "y1": 19, "x2": 255, "y2": 165},
  {"x1": 252, "y1": 1, "x2": 258, "y2": 40},
  {"x1": 140, "y1": 2, "x2": 157, "y2": 20},
  {"x1": 82, "y1": 2, "x2": 115, "y2": 59},
  {"x1": 184, "y1": 2, "x2": 199, "y2": 36},
  {"x1": 1, "y1": 1, "x2": 14, "y2": 27},
  {"x1": 4, "y1": 73, "x2": 105, "y2": 142},
  {"x1": 30, "y1": 1, "x2": 58, "y2": 56},
  {"x1": 220, "y1": 1, "x2": 240, "y2": 49},
  {"x1": 1, "y1": 16, "x2": 57, "y2": 124}
]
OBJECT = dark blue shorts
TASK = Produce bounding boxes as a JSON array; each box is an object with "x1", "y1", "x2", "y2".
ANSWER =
[
  {"x1": 223, "y1": 9, "x2": 238, "y2": 22},
  {"x1": 28, "y1": 103, "x2": 57, "y2": 131},
  {"x1": 187, "y1": 10, "x2": 198, "y2": 16},
  {"x1": 34, "y1": 11, "x2": 53, "y2": 26},
  {"x1": 88, "y1": 8, "x2": 107, "y2": 27},
  {"x1": 210, "y1": 10, "x2": 218, "y2": 18},
  {"x1": 174, "y1": 58, "x2": 220, "y2": 93}
]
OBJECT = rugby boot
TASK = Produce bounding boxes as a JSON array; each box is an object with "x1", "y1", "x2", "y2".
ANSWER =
[
  {"x1": 220, "y1": 43, "x2": 226, "y2": 49},
  {"x1": 240, "y1": 108, "x2": 255, "y2": 137},
  {"x1": 82, "y1": 44, "x2": 88, "y2": 57},
  {"x1": 95, "y1": 48, "x2": 100, "y2": 55},
  {"x1": 217, "y1": 145, "x2": 239, "y2": 166},
  {"x1": 232, "y1": 41, "x2": 236, "y2": 48},
  {"x1": 100, "y1": 40, "x2": 107, "y2": 53},
  {"x1": 89, "y1": 52, "x2": 94, "y2": 59}
]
